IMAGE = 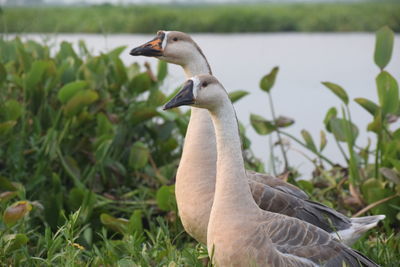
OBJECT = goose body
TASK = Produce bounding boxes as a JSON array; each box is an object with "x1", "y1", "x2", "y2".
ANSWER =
[
  {"x1": 130, "y1": 31, "x2": 384, "y2": 245},
  {"x1": 164, "y1": 75, "x2": 379, "y2": 267}
]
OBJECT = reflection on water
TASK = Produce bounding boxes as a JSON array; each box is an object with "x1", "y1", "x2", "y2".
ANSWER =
[{"x1": 10, "y1": 33, "x2": 400, "y2": 178}]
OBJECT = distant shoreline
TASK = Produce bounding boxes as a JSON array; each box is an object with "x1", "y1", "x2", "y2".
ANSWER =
[{"x1": 1, "y1": 3, "x2": 399, "y2": 33}]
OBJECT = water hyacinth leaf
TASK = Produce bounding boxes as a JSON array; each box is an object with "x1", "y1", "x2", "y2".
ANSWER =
[
  {"x1": 157, "y1": 60, "x2": 168, "y2": 82},
  {"x1": 376, "y1": 71, "x2": 399, "y2": 116},
  {"x1": 64, "y1": 90, "x2": 99, "y2": 117},
  {"x1": 4, "y1": 100, "x2": 23, "y2": 121},
  {"x1": 275, "y1": 115, "x2": 294, "y2": 128},
  {"x1": 322, "y1": 82, "x2": 349, "y2": 105},
  {"x1": 129, "y1": 142, "x2": 149, "y2": 170},
  {"x1": 128, "y1": 210, "x2": 143, "y2": 234},
  {"x1": 156, "y1": 185, "x2": 176, "y2": 211},
  {"x1": 374, "y1": 26, "x2": 394, "y2": 70},
  {"x1": 129, "y1": 72, "x2": 153, "y2": 95},
  {"x1": 3, "y1": 201, "x2": 32, "y2": 226},
  {"x1": 354, "y1": 98, "x2": 379, "y2": 116},
  {"x1": 229, "y1": 90, "x2": 249, "y2": 103},
  {"x1": 0, "y1": 121, "x2": 17, "y2": 136},
  {"x1": 0, "y1": 63, "x2": 6, "y2": 84},
  {"x1": 260, "y1": 66, "x2": 279, "y2": 93},
  {"x1": 301, "y1": 129, "x2": 317, "y2": 152},
  {"x1": 25, "y1": 60, "x2": 48, "y2": 89},
  {"x1": 100, "y1": 213, "x2": 129, "y2": 234},
  {"x1": 4, "y1": 234, "x2": 29, "y2": 254},
  {"x1": 329, "y1": 118, "x2": 359, "y2": 143},
  {"x1": 250, "y1": 114, "x2": 276, "y2": 135},
  {"x1": 320, "y1": 130, "x2": 327, "y2": 151},
  {"x1": 57, "y1": 81, "x2": 88, "y2": 104},
  {"x1": 323, "y1": 107, "x2": 337, "y2": 132}
]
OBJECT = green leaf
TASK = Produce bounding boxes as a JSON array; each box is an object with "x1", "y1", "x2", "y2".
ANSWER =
[
  {"x1": 3, "y1": 100, "x2": 23, "y2": 121},
  {"x1": 329, "y1": 118, "x2": 359, "y2": 143},
  {"x1": 0, "y1": 121, "x2": 17, "y2": 136},
  {"x1": 107, "y1": 46, "x2": 127, "y2": 58},
  {"x1": 322, "y1": 82, "x2": 349, "y2": 105},
  {"x1": 4, "y1": 234, "x2": 29, "y2": 254},
  {"x1": 130, "y1": 106, "x2": 158, "y2": 125},
  {"x1": 129, "y1": 142, "x2": 149, "y2": 170},
  {"x1": 297, "y1": 180, "x2": 314, "y2": 195},
  {"x1": 367, "y1": 110, "x2": 383, "y2": 133},
  {"x1": 274, "y1": 116, "x2": 294, "y2": 128},
  {"x1": 374, "y1": 26, "x2": 394, "y2": 70},
  {"x1": 376, "y1": 71, "x2": 399, "y2": 116},
  {"x1": 354, "y1": 98, "x2": 379, "y2": 116},
  {"x1": 323, "y1": 107, "x2": 337, "y2": 132},
  {"x1": 250, "y1": 114, "x2": 276, "y2": 135},
  {"x1": 129, "y1": 72, "x2": 153, "y2": 95},
  {"x1": 301, "y1": 129, "x2": 317, "y2": 152},
  {"x1": 320, "y1": 130, "x2": 327, "y2": 152},
  {"x1": 259, "y1": 66, "x2": 279, "y2": 93},
  {"x1": 3, "y1": 201, "x2": 32, "y2": 226},
  {"x1": 25, "y1": 60, "x2": 48, "y2": 89},
  {"x1": 156, "y1": 185, "x2": 176, "y2": 211},
  {"x1": 157, "y1": 60, "x2": 168, "y2": 82},
  {"x1": 0, "y1": 176, "x2": 17, "y2": 191},
  {"x1": 100, "y1": 213, "x2": 129, "y2": 234},
  {"x1": 228, "y1": 90, "x2": 249, "y2": 103},
  {"x1": 128, "y1": 210, "x2": 143, "y2": 234},
  {"x1": 0, "y1": 63, "x2": 6, "y2": 84},
  {"x1": 57, "y1": 81, "x2": 88, "y2": 104},
  {"x1": 64, "y1": 90, "x2": 99, "y2": 117}
]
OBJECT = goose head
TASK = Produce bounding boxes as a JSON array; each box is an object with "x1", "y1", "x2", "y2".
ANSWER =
[
  {"x1": 163, "y1": 74, "x2": 226, "y2": 111},
  {"x1": 130, "y1": 31, "x2": 210, "y2": 69}
]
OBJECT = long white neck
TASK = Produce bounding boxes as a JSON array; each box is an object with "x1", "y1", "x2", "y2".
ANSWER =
[{"x1": 209, "y1": 96, "x2": 255, "y2": 209}]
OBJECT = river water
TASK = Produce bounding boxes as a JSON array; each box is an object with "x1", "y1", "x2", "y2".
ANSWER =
[{"x1": 9, "y1": 33, "x2": 400, "y2": 178}]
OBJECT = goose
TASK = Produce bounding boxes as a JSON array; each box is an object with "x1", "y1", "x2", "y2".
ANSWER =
[
  {"x1": 163, "y1": 74, "x2": 379, "y2": 267},
  {"x1": 130, "y1": 31, "x2": 384, "y2": 245}
]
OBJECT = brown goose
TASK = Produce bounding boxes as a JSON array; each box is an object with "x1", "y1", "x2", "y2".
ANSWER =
[
  {"x1": 163, "y1": 74, "x2": 379, "y2": 267},
  {"x1": 130, "y1": 31, "x2": 384, "y2": 245}
]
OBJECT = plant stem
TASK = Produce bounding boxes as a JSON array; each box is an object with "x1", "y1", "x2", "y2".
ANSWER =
[
  {"x1": 267, "y1": 92, "x2": 289, "y2": 172},
  {"x1": 280, "y1": 131, "x2": 335, "y2": 166}
]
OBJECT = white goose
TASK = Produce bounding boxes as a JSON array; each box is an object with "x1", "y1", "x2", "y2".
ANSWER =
[
  {"x1": 163, "y1": 74, "x2": 379, "y2": 267},
  {"x1": 130, "y1": 31, "x2": 384, "y2": 245}
]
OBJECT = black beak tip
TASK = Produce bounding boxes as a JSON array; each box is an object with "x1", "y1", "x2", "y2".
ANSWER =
[{"x1": 129, "y1": 48, "x2": 140, "y2": 56}]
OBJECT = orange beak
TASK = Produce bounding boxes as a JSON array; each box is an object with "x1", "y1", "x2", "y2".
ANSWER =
[{"x1": 130, "y1": 31, "x2": 165, "y2": 57}]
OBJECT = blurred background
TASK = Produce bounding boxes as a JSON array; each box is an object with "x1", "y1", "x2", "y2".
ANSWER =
[{"x1": 1, "y1": 1, "x2": 400, "y2": 266}]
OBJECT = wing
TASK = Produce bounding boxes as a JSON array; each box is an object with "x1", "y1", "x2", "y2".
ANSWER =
[
  {"x1": 246, "y1": 170, "x2": 309, "y2": 200},
  {"x1": 255, "y1": 213, "x2": 379, "y2": 267},
  {"x1": 249, "y1": 180, "x2": 351, "y2": 233}
]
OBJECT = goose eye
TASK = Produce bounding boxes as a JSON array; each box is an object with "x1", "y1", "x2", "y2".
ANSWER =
[
  {"x1": 202, "y1": 82, "x2": 208, "y2": 87},
  {"x1": 173, "y1": 37, "x2": 178, "y2": 41}
]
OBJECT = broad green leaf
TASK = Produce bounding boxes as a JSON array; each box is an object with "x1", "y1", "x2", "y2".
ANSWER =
[
  {"x1": 376, "y1": 71, "x2": 399, "y2": 116},
  {"x1": 157, "y1": 60, "x2": 168, "y2": 81},
  {"x1": 4, "y1": 234, "x2": 29, "y2": 254},
  {"x1": 130, "y1": 107, "x2": 158, "y2": 125},
  {"x1": 374, "y1": 26, "x2": 394, "y2": 70},
  {"x1": 320, "y1": 130, "x2": 327, "y2": 152},
  {"x1": 107, "y1": 46, "x2": 127, "y2": 58},
  {"x1": 0, "y1": 63, "x2": 6, "y2": 84},
  {"x1": 323, "y1": 107, "x2": 337, "y2": 132},
  {"x1": 228, "y1": 90, "x2": 249, "y2": 103},
  {"x1": 275, "y1": 116, "x2": 294, "y2": 128},
  {"x1": 57, "y1": 81, "x2": 88, "y2": 104},
  {"x1": 259, "y1": 66, "x2": 279, "y2": 93},
  {"x1": 64, "y1": 90, "x2": 99, "y2": 117},
  {"x1": 100, "y1": 213, "x2": 129, "y2": 234},
  {"x1": 129, "y1": 72, "x2": 153, "y2": 95},
  {"x1": 128, "y1": 210, "x2": 143, "y2": 234},
  {"x1": 3, "y1": 201, "x2": 32, "y2": 226},
  {"x1": 301, "y1": 129, "x2": 317, "y2": 152},
  {"x1": 25, "y1": 60, "x2": 48, "y2": 89},
  {"x1": 367, "y1": 110, "x2": 383, "y2": 133},
  {"x1": 297, "y1": 180, "x2": 314, "y2": 195},
  {"x1": 354, "y1": 98, "x2": 379, "y2": 116},
  {"x1": 148, "y1": 89, "x2": 166, "y2": 107},
  {"x1": 250, "y1": 114, "x2": 276, "y2": 135},
  {"x1": 0, "y1": 121, "x2": 17, "y2": 136},
  {"x1": 4, "y1": 100, "x2": 23, "y2": 121},
  {"x1": 129, "y1": 142, "x2": 149, "y2": 170},
  {"x1": 329, "y1": 118, "x2": 359, "y2": 143},
  {"x1": 156, "y1": 185, "x2": 176, "y2": 211},
  {"x1": 322, "y1": 82, "x2": 349, "y2": 105}
]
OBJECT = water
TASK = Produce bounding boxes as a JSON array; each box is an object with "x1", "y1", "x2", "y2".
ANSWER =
[{"x1": 12, "y1": 33, "x2": 400, "y2": 178}]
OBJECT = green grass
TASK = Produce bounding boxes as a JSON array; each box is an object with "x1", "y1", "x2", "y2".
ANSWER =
[{"x1": 0, "y1": 2, "x2": 399, "y2": 33}]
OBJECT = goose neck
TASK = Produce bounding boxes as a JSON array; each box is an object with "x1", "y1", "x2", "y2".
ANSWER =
[{"x1": 183, "y1": 55, "x2": 212, "y2": 78}]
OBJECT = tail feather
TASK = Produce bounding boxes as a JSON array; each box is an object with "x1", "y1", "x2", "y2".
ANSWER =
[{"x1": 336, "y1": 215, "x2": 385, "y2": 245}]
